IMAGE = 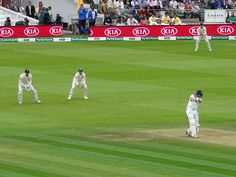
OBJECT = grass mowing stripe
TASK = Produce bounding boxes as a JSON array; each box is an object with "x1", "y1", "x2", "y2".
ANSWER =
[
  {"x1": 26, "y1": 134, "x2": 236, "y2": 166},
  {"x1": 0, "y1": 140, "x2": 221, "y2": 177},
  {"x1": 34, "y1": 135, "x2": 236, "y2": 170},
  {"x1": 0, "y1": 174, "x2": 10, "y2": 177},
  {"x1": 5, "y1": 147, "x2": 234, "y2": 177},
  {"x1": 28, "y1": 131, "x2": 236, "y2": 158},
  {"x1": 0, "y1": 169, "x2": 36, "y2": 177},
  {"x1": 51, "y1": 134, "x2": 236, "y2": 164},
  {"x1": 0, "y1": 151, "x2": 133, "y2": 177},
  {"x1": 0, "y1": 146, "x2": 178, "y2": 177},
  {"x1": 0, "y1": 158, "x2": 132, "y2": 177},
  {"x1": 0, "y1": 161, "x2": 98, "y2": 177},
  {"x1": 4, "y1": 135, "x2": 236, "y2": 176},
  {"x1": 107, "y1": 141, "x2": 236, "y2": 164},
  {"x1": 0, "y1": 161, "x2": 68, "y2": 177},
  {"x1": 0, "y1": 151, "x2": 166, "y2": 177},
  {"x1": 0, "y1": 140, "x2": 197, "y2": 177},
  {"x1": 0, "y1": 144, "x2": 229, "y2": 177}
]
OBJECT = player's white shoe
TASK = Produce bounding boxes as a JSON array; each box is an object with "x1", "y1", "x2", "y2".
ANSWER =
[
  {"x1": 68, "y1": 96, "x2": 72, "y2": 100},
  {"x1": 35, "y1": 100, "x2": 41, "y2": 103},
  {"x1": 19, "y1": 102, "x2": 22, "y2": 105},
  {"x1": 194, "y1": 49, "x2": 198, "y2": 52},
  {"x1": 185, "y1": 130, "x2": 191, "y2": 137},
  {"x1": 209, "y1": 49, "x2": 212, "y2": 51},
  {"x1": 83, "y1": 96, "x2": 88, "y2": 100}
]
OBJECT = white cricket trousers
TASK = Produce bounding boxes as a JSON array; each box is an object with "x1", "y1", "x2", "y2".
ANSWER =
[
  {"x1": 186, "y1": 109, "x2": 200, "y2": 137},
  {"x1": 68, "y1": 81, "x2": 88, "y2": 99},
  {"x1": 18, "y1": 84, "x2": 39, "y2": 103},
  {"x1": 195, "y1": 36, "x2": 212, "y2": 51}
]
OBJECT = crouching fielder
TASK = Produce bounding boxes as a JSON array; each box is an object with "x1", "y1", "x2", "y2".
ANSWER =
[
  {"x1": 186, "y1": 90, "x2": 203, "y2": 138},
  {"x1": 68, "y1": 68, "x2": 88, "y2": 100},
  {"x1": 195, "y1": 22, "x2": 212, "y2": 52},
  {"x1": 18, "y1": 69, "x2": 41, "y2": 104}
]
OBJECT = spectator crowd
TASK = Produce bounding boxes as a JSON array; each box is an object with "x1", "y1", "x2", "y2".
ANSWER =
[
  {"x1": 75, "y1": 0, "x2": 236, "y2": 35},
  {"x1": 95, "y1": 0, "x2": 202, "y2": 25},
  {"x1": 204, "y1": 0, "x2": 236, "y2": 9},
  {"x1": 92, "y1": 0, "x2": 236, "y2": 25},
  {"x1": 2, "y1": 0, "x2": 62, "y2": 26}
]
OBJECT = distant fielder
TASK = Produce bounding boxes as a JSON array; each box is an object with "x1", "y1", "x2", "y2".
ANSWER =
[
  {"x1": 68, "y1": 68, "x2": 88, "y2": 100},
  {"x1": 185, "y1": 90, "x2": 203, "y2": 138},
  {"x1": 195, "y1": 22, "x2": 212, "y2": 52},
  {"x1": 18, "y1": 69, "x2": 41, "y2": 104}
]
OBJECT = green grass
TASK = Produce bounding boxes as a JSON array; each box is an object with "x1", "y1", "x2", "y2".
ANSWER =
[{"x1": 0, "y1": 41, "x2": 236, "y2": 177}]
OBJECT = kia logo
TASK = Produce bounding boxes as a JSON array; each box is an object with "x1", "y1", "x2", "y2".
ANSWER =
[
  {"x1": 90, "y1": 29, "x2": 93, "y2": 36},
  {"x1": 0, "y1": 28, "x2": 14, "y2": 37},
  {"x1": 161, "y1": 27, "x2": 178, "y2": 36},
  {"x1": 104, "y1": 27, "x2": 121, "y2": 37},
  {"x1": 189, "y1": 26, "x2": 199, "y2": 36},
  {"x1": 24, "y1": 27, "x2": 40, "y2": 37},
  {"x1": 49, "y1": 26, "x2": 62, "y2": 36},
  {"x1": 132, "y1": 27, "x2": 150, "y2": 37},
  {"x1": 217, "y1": 26, "x2": 234, "y2": 35}
]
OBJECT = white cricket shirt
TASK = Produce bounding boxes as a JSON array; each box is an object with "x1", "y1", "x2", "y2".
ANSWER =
[
  {"x1": 19, "y1": 73, "x2": 32, "y2": 86},
  {"x1": 197, "y1": 26, "x2": 207, "y2": 36},
  {"x1": 186, "y1": 94, "x2": 202, "y2": 110},
  {"x1": 73, "y1": 72, "x2": 86, "y2": 85}
]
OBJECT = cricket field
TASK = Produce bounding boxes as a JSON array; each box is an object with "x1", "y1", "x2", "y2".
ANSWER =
[{"x1": 0, "y1": 41, "x2": 235, "y2": 177}]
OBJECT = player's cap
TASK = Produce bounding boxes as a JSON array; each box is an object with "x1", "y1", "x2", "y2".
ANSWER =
[
  {"x1": 78, "y1": 68, "x2": 83, "y2": 72},
  {"x1": 200, "y1": 22, "x2": 204, "y2": 26},
  {"x1": 196, "y1": 90, "x2": 203, "y2": 97},
  {"x1": 24, "y1": 69, "x2": 30, "y2": 73}
]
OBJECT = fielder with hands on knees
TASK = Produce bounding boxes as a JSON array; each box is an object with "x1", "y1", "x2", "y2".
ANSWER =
[
  {"x1": 18, "y1": 69, "x2": 41, "y2": 104},
  {"x1": 185, "y1": 90, "x2": 203, "y2": 138},
  {"x1": 195, "y1": 22, "x2": 212, "y2": 52},
  {"x1": 68, "y1": 68, "x2": 88, "y2": 100}
]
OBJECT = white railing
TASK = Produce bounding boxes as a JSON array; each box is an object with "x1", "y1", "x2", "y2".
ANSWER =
[{"x1": 0, "y1": 6, "x2": 39, "y2": 26}]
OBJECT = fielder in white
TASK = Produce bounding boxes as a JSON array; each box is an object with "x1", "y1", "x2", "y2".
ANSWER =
[
  {"x1": 68, "y1": 68, "x2": 88, "y2": 100},
  {"x1": 185, "y1": 90, "x2": 203, "y2": 138},
  {"x1": 18, "y1": 69, "x2": 41, "y2": 104},
  {"x1": 195, "y1": 22, "x2": 212, "y2": 52}
]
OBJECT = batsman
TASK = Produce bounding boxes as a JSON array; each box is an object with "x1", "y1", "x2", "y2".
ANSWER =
[{"x1": 185, "y1": 90, "x2": 203, "y2": 138}]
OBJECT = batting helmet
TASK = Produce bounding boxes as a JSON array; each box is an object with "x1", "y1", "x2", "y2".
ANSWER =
[
  {"x1": 24, "y1": 69, "x2": 30, "y2": 73},
  {"x1": 196, "y1": 90, "x2": 203, "y2": 97}
]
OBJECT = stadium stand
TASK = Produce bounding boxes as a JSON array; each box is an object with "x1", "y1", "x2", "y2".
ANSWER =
[
  {"x1": 94, "y1": 0, "x2": 202, "y2": 25},
  {"x1": 94, "y1": 0, "x2": 236, "y2": 25},
  {"x1": 70, "y1": 0, "x2": 236, "y2": 35},
  {"x1": 0, "y1": 5, "x2": 38, "y2": 26}
]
